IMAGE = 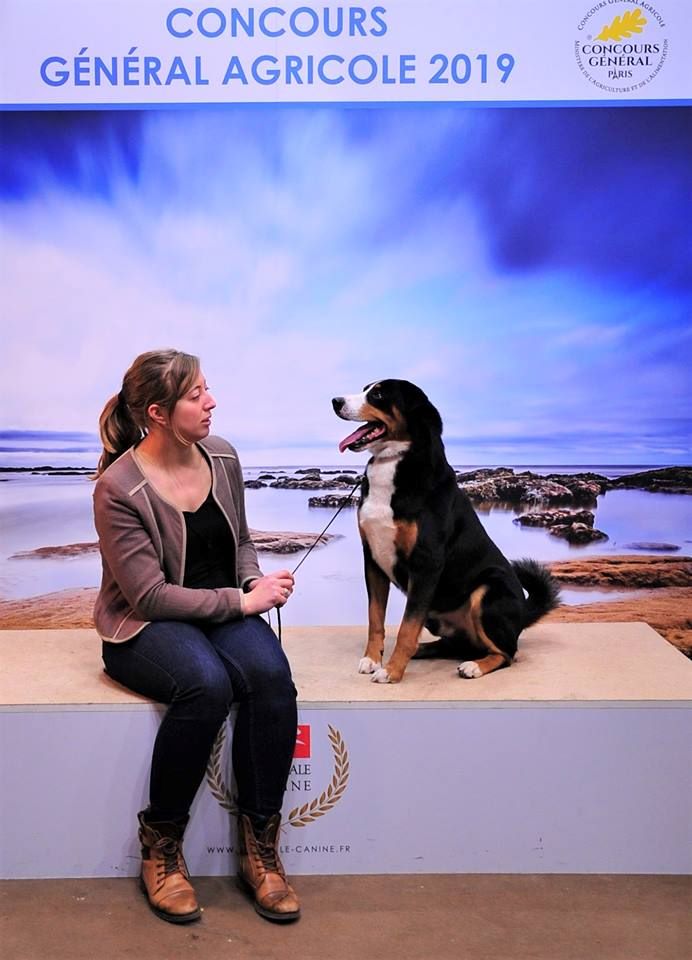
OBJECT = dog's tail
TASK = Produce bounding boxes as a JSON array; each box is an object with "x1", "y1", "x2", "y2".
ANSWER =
[{"x1": 512, "y1": 558, "x2": 561, "y2": 628}]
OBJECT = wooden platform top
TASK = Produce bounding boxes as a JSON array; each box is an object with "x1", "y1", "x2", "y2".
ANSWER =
[{"x1": 1, "y1": 622, "x2": 692, "y2": 709}]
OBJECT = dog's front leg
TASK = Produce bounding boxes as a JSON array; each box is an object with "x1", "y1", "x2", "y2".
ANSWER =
[
  {"x1": 373, "y1": 579, "x2": 438, "y2": 684},
  {"x1": 359, "y1": 544, "x2": 390, "y2": 675}
]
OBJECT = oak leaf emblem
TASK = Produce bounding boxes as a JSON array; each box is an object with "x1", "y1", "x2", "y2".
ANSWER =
[{"x1": 595, "y1": 9, "x2": 647, "y2": 42}]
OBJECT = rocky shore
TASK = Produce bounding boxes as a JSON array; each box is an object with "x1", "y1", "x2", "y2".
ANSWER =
[
  {"x1": 0, "y1": 466, "x2": 94, "y2": 476},
  {"x1": 242, "y1": 465, "x2": 639, "y2": 502},
  {"x1": 247, "y1": 529, "x2": 338, "y2": 553},
  {"x1": 0, "y1": 587, "x2": 98, "y2": 630},
  {"x1": 258, "y1": 465, "x2": 691, "y2": 498},
  {"x1": 514, "y1": 509, "x2": 608, "y2": 544},
  {"x1": 5, "y1": 464, "x2": 687, "y2": 496},
  {"x1": 246, "y1": 473, "x2": 360, "y2": 490},
  {"x1": 308, "y1": 494, "x2": 360, "y2": 508},
  {"x1": 457, "y1": 466, "x2": 691, "y2": 505},
  {"x1": 457, "y1": 468, "x2": 606, "y2": 506},
  {"x1": 607, "y1": 467, "x2": 692, "y2": 495},
  {"x1": 459, "y1": 466, "x2": 689, "y2": 548},
  {"x1": 9, "y1": 528, "x2": 338, "y2": 561},
  {"x1": 548, "y1": 555, "x2": 691, "y2": 589},
  {"x1": 287, "y1": 466, "x2": 689, "y2": 549}
]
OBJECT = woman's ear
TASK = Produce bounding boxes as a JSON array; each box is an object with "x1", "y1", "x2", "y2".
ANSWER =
[{"x1": 146, "y1": 403, "x2": 169, "y2": 429}]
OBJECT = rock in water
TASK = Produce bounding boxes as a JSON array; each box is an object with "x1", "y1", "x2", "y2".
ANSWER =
[
  {"x1": 623, "y1": 542, "x2": 681, "y2": 552},
  {"x1": 309, "y1": 494, "x2": 360, "y2": 508},
  {"x1": 607, "y1": 467, "x2": 692, "y2": 494}
]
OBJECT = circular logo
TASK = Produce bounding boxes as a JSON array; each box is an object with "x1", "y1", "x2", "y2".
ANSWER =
[{"x1": 575, "y1": 2, "x2": 668, "y2": 93}]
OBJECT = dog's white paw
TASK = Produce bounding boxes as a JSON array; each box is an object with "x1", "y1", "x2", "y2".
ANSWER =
[
  {"x1": 358, "y1": 657, "x2": 380, "y2": 674},
  {"x1": 458, "y1": 661, "x2": 483, "y2": 679},
  {"x1": 371, "y1": 668, "x2": 391, "y2": 683}
]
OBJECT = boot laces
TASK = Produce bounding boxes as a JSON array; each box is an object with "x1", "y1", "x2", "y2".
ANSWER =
[
  {"x1": 156, "y1": 837, "x2": 189, "y2": 881},
  {"x1": 255, "y1": 836, "x2": 284, "y2": 877}
]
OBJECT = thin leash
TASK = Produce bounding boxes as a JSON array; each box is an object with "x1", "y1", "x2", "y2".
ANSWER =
[{"x1": 269, "y1": 475, "x2": 363, "y2": 644}]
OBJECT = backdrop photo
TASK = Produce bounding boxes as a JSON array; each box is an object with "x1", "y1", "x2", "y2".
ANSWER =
[
  {"x1": 2, "y1": 104, "x2": 691, "y2": 463},
  {"x1": 1, "y1": 1, "x2": 690, "y2": 639}
]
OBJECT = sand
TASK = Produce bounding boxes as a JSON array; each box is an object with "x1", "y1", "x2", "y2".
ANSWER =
[{"x1": 1, "y1": 559, "x2": 690, "y2": 657}]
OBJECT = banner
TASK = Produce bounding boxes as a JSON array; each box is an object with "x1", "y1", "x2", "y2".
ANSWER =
[
  {"x1": 4, "y1": 704, "x2": 691, "y2": 877},
  {"x1": 1, "y1": 0, "x2": 689, "y2": 106}
]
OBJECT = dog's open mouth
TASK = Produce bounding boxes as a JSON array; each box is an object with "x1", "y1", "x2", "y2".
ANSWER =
[{"x1": 338, "y1": 421, "x2": 387, "y2": 453}]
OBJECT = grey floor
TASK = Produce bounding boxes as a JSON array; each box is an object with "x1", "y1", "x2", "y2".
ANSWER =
[{"x1": 2, "y1": 875, "x2": 690, "y2": 960}]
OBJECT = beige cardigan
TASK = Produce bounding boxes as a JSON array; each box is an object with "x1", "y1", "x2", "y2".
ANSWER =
[{"x1": 92, "y1": 436, "x2": 262, "y2": 642}]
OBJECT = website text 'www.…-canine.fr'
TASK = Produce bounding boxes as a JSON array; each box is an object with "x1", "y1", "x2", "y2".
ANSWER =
[{"x1": 332, "y1": 379, "x2": 560, "y2": 683}]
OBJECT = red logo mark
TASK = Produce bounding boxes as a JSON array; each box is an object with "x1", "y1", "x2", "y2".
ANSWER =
[{"x1": 293, "y1": 724, "x2": 311, "y2": 758}]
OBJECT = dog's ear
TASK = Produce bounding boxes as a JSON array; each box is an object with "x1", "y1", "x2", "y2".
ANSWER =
[
  {"x1": 417, "y1": 396, "x2": 443, "y2": 437},
  {"x1": 397, "y1": 381, "x2": 443, "y2": 437}
]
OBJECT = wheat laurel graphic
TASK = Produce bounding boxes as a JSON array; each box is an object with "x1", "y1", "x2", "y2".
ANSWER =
[
  {"x1": 205, "y1": 723, "x2": 350, "y2": 826},
  {"x1": 285, "y1": 725, "x2": 350, "y2": 827},
  {"x1": 206, "y1": 723, "x2": 238, "y2": 814},
  {"x1": 595, "y1": 9, "x2": 647, "y2": 42}
]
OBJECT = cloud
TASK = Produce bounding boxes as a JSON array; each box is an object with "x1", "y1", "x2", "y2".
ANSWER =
[
  {"x1": 452, "y1": 107, "x2": 692, "y2": 291},
  {"x1": 1, "y1": 106, "x2": 690, "y2": 464}
]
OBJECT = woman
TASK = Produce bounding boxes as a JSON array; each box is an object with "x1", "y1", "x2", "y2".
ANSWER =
[{"x1": 93, "y1": 348, "x2": 300, "y2": 924}]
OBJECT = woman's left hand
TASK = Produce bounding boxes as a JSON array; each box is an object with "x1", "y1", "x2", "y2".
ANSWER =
[{"x1": 246, "y1": 570, "x2": 295, "y2": 611}]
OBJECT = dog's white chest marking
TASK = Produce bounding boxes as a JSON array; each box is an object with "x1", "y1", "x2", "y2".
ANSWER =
[{"x1": 359, "y1": 444, "x2": 409, "y2": 584}]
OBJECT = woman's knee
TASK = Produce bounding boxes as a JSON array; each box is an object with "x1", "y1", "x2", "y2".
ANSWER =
[
  {"x1": 209, "y1": 617, "x2": 295, "y2": 694},
  {"x1": 237, "y1": 653, "x2": 295, "y2": 704},
  {"x1": 180, "y1": 662, "x2": 233, "y2": 718}
]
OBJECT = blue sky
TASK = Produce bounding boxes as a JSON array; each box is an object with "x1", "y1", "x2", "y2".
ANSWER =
[{"x1": 1, "y1": 105, "x2": 690, "y2": 465}]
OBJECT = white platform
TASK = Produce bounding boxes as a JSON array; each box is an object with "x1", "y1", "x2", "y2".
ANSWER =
[{"x1": 1, "y1": 623, "x2": 691, "y2": 878}]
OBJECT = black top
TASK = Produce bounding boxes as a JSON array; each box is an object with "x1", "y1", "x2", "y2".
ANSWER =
[{"x1": 183, "y1": 489, "x2": 237, "y2": 590}]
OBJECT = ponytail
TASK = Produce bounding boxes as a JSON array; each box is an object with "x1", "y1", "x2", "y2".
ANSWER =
[{"x1": 94, "y1": 391, "x2": 141, "y2": 477}]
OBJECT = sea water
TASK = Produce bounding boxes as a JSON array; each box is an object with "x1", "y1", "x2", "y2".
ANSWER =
[{"x1": 1, "y1": 462, "x2": 689, "y2": 624}]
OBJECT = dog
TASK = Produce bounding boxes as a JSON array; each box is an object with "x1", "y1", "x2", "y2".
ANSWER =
[{"x1": 332, "y1": 379, "x2": 560, "y2": 683}]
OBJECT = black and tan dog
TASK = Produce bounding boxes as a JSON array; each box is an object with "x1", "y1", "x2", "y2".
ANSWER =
[{"x1": 332, "y1": 379, "x2": 560, "y2": 683}]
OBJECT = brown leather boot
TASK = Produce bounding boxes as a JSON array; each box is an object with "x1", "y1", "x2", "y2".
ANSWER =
[
  {"x1": 237, "y1": 814, "x2": 301, "y2": 922},
  {"x1": 138, "y1": 811, "x2": 201, "y2": 924}
]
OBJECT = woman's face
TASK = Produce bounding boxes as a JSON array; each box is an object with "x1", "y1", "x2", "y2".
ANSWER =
[{"x1": 170, "y1": 371, "x2": 216, "y2": 443}]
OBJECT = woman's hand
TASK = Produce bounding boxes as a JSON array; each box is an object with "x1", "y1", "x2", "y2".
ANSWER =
[{"x1": 242, "y1": 570, "x2": 295, "y2": 615}]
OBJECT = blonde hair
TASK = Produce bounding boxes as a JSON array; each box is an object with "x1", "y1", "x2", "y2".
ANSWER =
[{"x1": 95, "y1": 349, "x2": 201, "y2": 477}]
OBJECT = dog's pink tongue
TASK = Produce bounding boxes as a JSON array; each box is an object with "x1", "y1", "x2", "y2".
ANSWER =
[{"x1": 339, "y1": 424, "x2": 372, "y2": 453}]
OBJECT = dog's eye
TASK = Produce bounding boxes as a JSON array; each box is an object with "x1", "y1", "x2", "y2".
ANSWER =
[{"x1": 369, "y1": 388, "x2": 382, "y2": 401}]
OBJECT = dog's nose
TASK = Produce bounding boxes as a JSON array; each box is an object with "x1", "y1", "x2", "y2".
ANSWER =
[{"x1": 332, "y1": 397, "x2": 345, "y2": 413}]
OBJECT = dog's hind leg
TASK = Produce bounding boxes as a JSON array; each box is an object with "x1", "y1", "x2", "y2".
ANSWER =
[
  {"x1": 457, "y1": 584, "x2": 520, "y2": 680},
  {"x1": 458, "y1": 653, "x2": 509, "y2": 679},
  {"x1": 359, "y1": 545, "x2": 390, "y2": 674}
]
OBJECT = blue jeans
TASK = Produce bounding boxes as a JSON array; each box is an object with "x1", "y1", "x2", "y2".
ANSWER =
[{"x1": 102, "y1": 615, "x2": 297, "y2": 827}]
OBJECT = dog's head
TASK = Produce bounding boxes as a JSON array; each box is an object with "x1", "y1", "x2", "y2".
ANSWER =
[{"x1": 332, "y1": 379, "x2": 442, "y2": 454}]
